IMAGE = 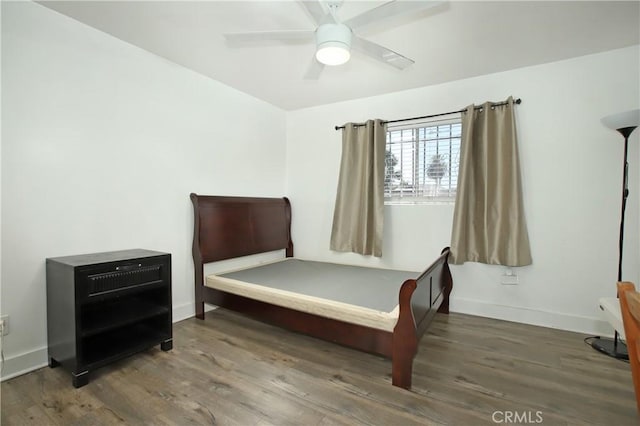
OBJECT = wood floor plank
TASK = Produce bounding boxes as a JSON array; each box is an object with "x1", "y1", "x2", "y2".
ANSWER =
[{"x1": 1, "y1": 310, "x2": 636, "y2": 425}]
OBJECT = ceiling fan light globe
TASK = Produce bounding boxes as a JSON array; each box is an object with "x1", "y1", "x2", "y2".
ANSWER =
[
  {"x1": 315, "y1": 23, "x2": 352, "y2": 66},
  {"x1": 316, "y1": 43, "x2": 351, "y2": 66}
]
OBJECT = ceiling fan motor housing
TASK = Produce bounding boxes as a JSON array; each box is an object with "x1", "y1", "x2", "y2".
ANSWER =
[{"x1": 315, "y1": 23, "x2": 352, "y2": 66}]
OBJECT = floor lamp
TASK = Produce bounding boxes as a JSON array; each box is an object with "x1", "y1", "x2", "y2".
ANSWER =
[{"x1": 590, "y1": 109, "x2": 639, "y2": 360}]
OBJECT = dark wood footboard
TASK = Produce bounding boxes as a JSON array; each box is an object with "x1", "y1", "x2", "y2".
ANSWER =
[
  {"x1": 392, "y1": 247, "x2": 452, "y2": 389},
  {"x1": 190, "y1": 193, "x2": 453, "y2": 390}
]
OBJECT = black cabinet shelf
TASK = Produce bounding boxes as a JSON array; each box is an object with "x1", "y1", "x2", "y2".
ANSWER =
[
  {"x1": 81, "y1": 297, "x2": 170, "y2": 337},
  {"x1": 46, "y1": 249, "x2": 173, "y2": 388},
  {"x1": 82, "y1": 322, "x2": 170, "y2": 368}
]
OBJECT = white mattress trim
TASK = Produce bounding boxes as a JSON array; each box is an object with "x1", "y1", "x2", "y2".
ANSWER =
[{"x1": 205, "y1": 259, "x2": 399, "y2": 332}]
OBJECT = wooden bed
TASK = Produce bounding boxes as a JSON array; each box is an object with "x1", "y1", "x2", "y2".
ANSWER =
[{"x1": 190, "y1": 193, "x2": 453, "y2": 389}]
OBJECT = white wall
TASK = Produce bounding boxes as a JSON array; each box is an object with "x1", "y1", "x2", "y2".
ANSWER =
[
  {"x1": 286, "y1": 45, "x2": 640, "y2": 335},
  {"x1": 2, "y1": 1, "x2": 639, "y2": 382},
  {"x1": 1, "y1": 2, "x2": 286, "y2": 379}
]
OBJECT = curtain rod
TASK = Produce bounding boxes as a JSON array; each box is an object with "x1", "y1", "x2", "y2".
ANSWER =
[{"x1": 334, "y1": 98, "x2": 522, "y2": 131}]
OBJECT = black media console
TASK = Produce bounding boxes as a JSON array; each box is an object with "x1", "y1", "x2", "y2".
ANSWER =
[{"x1": 46, "y1": 249, "x2": 172, "y2": 387}]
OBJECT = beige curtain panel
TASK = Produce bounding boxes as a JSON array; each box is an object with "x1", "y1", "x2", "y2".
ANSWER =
[
  {"x1": 330, "y1": 119, "x2": 387, "y2": 257},
  {"x1": 450, "y1": 97, "x2": 532, "y2": 266}
]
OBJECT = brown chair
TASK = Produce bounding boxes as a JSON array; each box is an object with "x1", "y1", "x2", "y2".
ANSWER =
[{"x1": 617, "y1": 281, "x2": 640, "y2": 414}]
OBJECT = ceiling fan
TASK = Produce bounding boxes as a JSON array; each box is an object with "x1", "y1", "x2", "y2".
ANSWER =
[{"x1": 224, "y1": 0, "x2": 445, "y2": 79}]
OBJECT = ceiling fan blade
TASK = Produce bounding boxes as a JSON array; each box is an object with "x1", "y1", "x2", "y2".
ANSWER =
[
  {"x1": 298, "y1": 1, "x2": 334, "y2": 25},
  {"x1": 304, "y1": 58, "x2": 325, "y2": 80},
  {"x1": 344, "y1": 0, "x2": 445, "y2": 31},
  {"x1": 352, "y1": 36, "x2": 414, "y2": 70},
  {"x1": 225, "y1": 30, "x2": 315, "y2": 44}
]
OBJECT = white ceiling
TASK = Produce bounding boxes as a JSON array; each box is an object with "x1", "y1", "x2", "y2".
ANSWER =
[{"x1": 39, "y1": 1, "x2": 640, "y2": 110}]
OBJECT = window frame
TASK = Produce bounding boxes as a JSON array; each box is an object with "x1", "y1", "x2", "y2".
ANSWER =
[{"x1": 384, "y1": 116, "x2": 462, "y2": 205}]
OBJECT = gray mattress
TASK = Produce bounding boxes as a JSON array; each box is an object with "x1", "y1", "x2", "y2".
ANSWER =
[{"x1": 219, "y1": 259, "x2": 418, "y2": 313}]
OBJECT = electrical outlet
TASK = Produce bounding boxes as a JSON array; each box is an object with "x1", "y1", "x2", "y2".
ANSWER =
[
  {"x1": 0, "y1": 315, "x2": 9, "y2": 336},
  {"x1": 501, "y1": 268, "x2": 518, "y2": 285}
]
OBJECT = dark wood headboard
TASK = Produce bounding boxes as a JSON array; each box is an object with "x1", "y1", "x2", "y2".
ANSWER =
[
  {"x1": 190, "y1": 194, "x2": 294, "y2": 264},
  {"x1": 190, "y1": 194, "x2": 294, "y2": 319}
]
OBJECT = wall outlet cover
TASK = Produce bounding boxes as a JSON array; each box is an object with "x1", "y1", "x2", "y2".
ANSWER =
[
  {"x1": 0, "y1": 315, "x2": 9, "y2": 336},
  {"x1": 501, "y1": 274, "x2": 519, "y2": 285}
]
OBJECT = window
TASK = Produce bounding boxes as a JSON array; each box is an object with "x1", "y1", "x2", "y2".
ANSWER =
[{"x1": 384, "y1": 118, "x2": 461, "y2": 204}]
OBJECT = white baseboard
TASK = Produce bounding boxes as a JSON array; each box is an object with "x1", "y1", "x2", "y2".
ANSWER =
[
  {"x1": 1, "y1": 346, "x2": 48, "y2": 381},
  {"x1": 172, "y1": 301, "x2": 196, "y2": 323},
  {"x1": 0, "y1": 303, "x2": 210, "y2": 382},
  {"x1": 450, "y1": 297, "x2": 613, "y2": 336},
  {"x1": 172, "y1": 301, "x2": 217, "y2": 323}
]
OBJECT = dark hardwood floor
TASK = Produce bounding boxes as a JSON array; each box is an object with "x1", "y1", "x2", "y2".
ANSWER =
[{"x1": 1, "y1": 310, "x2": 637, "y2": 425}]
